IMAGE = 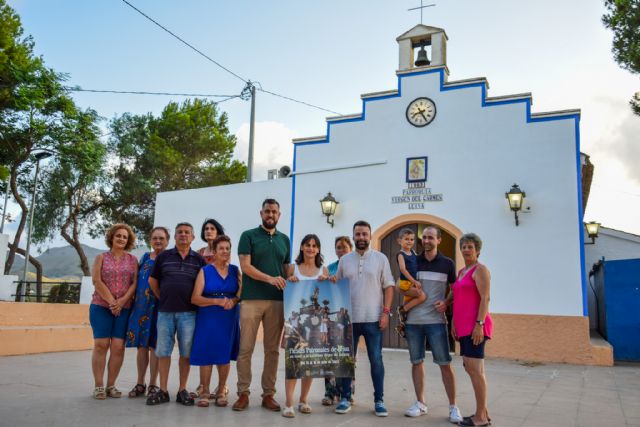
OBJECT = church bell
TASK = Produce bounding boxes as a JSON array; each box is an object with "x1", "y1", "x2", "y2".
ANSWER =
[{"x1": 415, "y1": 45, "x2": 430, "y2": 67}]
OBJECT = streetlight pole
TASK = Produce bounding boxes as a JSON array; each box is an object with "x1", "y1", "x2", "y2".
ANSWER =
[
  {"x1": 20, "y1": 151, "x2": 52, "y2": 301},
  {"x1": 0, "y1": 177, "x2": 9, "y2": 234}
]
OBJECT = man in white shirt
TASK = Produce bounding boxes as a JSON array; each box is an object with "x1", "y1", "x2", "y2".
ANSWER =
[{"x1": 333, "y1": 220, "x2": 395, "y2": 417}]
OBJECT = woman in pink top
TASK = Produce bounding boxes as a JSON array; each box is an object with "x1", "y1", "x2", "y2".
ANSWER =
[
  {"x1": 90, "y1": 223, "x2": 138, "y2": 400},
  {"x1": 451, "y1": 233, "x2": 492, "y2": 427}
]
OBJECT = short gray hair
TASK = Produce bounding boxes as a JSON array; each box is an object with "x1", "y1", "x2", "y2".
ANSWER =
[{"x1": 459, "y1": 233, "x2": 483, "y2": 253}]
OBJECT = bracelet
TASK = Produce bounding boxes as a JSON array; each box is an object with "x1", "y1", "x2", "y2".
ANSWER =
[{"x1": 382, "y1": 307, "x2": 391, "y2": 315}]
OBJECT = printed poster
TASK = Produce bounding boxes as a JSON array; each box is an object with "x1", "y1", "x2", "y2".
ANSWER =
[{"x1": 283, "y1": 279, "x2": 354, "y2": 379}]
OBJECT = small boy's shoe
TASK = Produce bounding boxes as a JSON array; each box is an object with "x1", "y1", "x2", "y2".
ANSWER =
[
  {"x1": 335, "y1": 399, "x2": 352, "y2": 414},
  {"x1": 449, "y1": 405, "x2": 463, "y2": 423},
  {"x1": 405, "y1": 400, "x2": 428, "y2": 417},
  {"x1": 396, "y1": 305, "x2": 408, "y2": 323},
  {"x1": 374, "y1": 401, "x2": 388, "y2": 417}
]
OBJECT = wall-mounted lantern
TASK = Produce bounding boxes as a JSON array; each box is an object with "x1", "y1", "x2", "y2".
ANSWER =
[
  {"x1": 320, "y1": 192, "x2": 339, "y2": 227},
  {"x1": 584, "y1": 221, "x2": 601, "y2": 245},
  {"x1": 505, "y1": 183, "x2": 526, "y2": 226}
]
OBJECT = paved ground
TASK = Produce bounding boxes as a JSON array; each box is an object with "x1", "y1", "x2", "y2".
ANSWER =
[{"x1": 0, "y1": 345, "x2": 639, "y2": 427}]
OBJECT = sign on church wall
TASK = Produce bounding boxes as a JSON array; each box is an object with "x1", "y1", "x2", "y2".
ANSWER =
[{"x1": 392, "y1": 156, "x2": 443, "y2": 209}]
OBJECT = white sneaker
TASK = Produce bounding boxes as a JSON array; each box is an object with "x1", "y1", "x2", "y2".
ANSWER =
[
  {"x1": 404, "y1": 401, "x2": 428, "y2": 417},
  {"x1": 449, "y1": 405, "x2": 463, "y2": 423}
]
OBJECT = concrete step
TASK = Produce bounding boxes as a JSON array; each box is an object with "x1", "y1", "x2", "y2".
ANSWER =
[
  {"x1": 590, "y1": 330, "x2": 614, "y2": 366},
  {"x1": 0, "y1": 324, "x2": 93, "y2": 356}
]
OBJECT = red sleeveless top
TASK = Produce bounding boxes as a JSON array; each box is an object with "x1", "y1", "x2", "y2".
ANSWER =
[{"x1": 91, "y1": 251, "x2": 137, "y2": 308}]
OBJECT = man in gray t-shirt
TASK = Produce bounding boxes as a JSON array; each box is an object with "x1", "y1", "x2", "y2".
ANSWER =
[{"x1": 399, "y1": 226, "x2": 463, "y2": 423}]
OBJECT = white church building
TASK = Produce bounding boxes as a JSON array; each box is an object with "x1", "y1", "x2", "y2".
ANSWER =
[{"x1": 154, "y1": 25, "x2": 612, "y2": 365}]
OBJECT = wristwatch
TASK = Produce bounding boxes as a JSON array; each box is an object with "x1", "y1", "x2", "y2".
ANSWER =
[{"x1": 476, "y1": 320, "x2": 485, "y2": 326}]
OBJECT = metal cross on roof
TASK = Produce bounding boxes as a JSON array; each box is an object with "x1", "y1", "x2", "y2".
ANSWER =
[{"x1": 408, "y1": 1, "x2": 436, "y2": 25}]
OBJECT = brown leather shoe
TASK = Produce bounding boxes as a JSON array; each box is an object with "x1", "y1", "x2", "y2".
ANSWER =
[
  {"x1": 261, "y1": 395, "x2": 281, "y2": 411},
  {"x1": 232, "y1": 393, "x2": 249, "y2": 411}
]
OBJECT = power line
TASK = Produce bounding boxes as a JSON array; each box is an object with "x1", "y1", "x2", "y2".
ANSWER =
[
  {"x1": 68, "y1": 87, "x2": 237, "y2": 98},
  {"x1": 98, "y1": 94, "x2": 241, "y2": 138},
  {"x1": 120, "y1": 1, "x2": 341, "y2": 116},
  {"x1": 121, "y1": 0, "x2": 248, "y2": 84},
  {"x1": 257, "y1": 88, "x2": 342, "y2": 115}
]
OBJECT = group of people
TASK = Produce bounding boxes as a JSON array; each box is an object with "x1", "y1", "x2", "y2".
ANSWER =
[{"x1": 88, "y1": 197, "x2": 493, "y2": 427}]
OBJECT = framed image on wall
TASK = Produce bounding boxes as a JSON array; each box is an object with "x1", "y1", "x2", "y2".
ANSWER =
[{"x1": 406, "y1": 156, "x2": 428, "y2": 183}]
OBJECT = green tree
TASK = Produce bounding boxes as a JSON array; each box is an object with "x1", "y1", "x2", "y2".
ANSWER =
[
  {"x1": 0, "y1": 0, "x2": 76, "y2": 275},
  {"x1": 31, "y1": 109, "x2": 105, "y2": 277},
  {"x1": 602, "y1": 0, "x2": 640, "y2": 114},
  {"x1": 100, "y1": 98, "x2": 246, "y2": 241}
]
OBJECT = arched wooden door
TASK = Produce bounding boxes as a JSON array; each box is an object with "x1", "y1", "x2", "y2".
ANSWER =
[{"x1": 372, "y1": 215, "x2": 462, "y2": 349}]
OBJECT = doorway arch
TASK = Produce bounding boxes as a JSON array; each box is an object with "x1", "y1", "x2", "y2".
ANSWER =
[
  {"x1": 372, "y1": 213, "x2": 464, "y2": 270},
  {"x1": 371, "y1": 213, "x2": 464, "y2": 349}
]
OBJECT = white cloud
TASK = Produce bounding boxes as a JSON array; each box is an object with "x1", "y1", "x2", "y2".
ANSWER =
[
  {"x1": 234, "y1": 121, "x2": 297, "y2": 181},
  {"x1": 583, "y1": 105, "x2": 640, "y2": 235}
]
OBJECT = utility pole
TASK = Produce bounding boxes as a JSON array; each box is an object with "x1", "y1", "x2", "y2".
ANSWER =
[
  {"x1": 247, "y1": 83, "x2": 256, "y2": 182},
  {"x1": 241, "y1": 81, "x2": 258, "y2": 182}
]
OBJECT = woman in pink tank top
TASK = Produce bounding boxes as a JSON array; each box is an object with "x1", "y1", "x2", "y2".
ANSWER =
[{"x1": 452, "y1": 233, "x2": 492, "y2": 426}]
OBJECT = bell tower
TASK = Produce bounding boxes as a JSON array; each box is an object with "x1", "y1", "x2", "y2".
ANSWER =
[{"x1": 396, "y1": 25, "x2": 448, "y2": 77}]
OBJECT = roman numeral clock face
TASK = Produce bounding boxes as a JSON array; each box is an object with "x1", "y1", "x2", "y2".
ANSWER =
[{"x1": 406, "y1": 97, "x2": 437, "y2": 127}]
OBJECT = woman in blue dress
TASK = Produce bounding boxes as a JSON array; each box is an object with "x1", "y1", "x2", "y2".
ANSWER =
[
  {"x1": 125, "y1": 227, "x2": 170, "y2": 398},
  {"x1": 190, "y1": 235, "x2": 241, "y2": 408}
]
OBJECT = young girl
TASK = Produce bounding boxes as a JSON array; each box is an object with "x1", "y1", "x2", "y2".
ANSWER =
[{"x1": 283, "y1": 234, "x2": 329, "y2": 418}]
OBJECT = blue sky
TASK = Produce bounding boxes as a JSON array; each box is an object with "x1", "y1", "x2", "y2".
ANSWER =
[{"x1": 5, "y1": 0, "x2": 640, "y2": 250}]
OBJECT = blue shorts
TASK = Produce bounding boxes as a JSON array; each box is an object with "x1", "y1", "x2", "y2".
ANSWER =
[
  {"x1": 405, "y1": 323, "x2": 452, "y2": 365},
  {"x1": 459, "y1": 335, "x2": 488, "y2": 359},
  {"x1": 155, "y1": 311, "x2": 196, "y2": 358},
  {"x1": 89, "y1": 304, "x2": 131, "y2": 340}
]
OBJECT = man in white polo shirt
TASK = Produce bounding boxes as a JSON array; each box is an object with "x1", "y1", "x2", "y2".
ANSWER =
[{"x1": 333, "y1": 220, "x2": 395, "y2": 417}]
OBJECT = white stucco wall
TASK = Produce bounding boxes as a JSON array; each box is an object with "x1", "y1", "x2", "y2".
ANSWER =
[
  {"x1": 154, "y1": 69, "x2": 585, "y2": 318},
  {"x1": 153, "y1": 179, "x2": 292, "y2": 265},
  {"x1": 292, "y1": 70, "x2": 584, "y2": 317}
]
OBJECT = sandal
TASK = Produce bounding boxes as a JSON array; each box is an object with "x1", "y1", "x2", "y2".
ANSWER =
[
  {"x1": 93, "y1": 386, "x2": 106, "y2": 400},
  {"x1": 214, "y1": 385, "x2": 229, "y2": 407},
  {"x1": 459, "y1": 416, "x2": 491, "y2": 426},
  {"x1": 298, "y1": 402, "x2": 312, "y2": 414},
  {"x1": 148, "y1": 385, "x2": 160, "y2": 396},
  {"x1": 321, "y1": 396, "x2": 333, "y2": 406},
  {"x1": 197, "y1": 396, "x2": 210, "y2": 408},
  {"x1": 146, "y1": 389, "x2": 170, "y2": 405},
  {"x1": 189, "y1": 384, "x2": 206, "y2": 399},
  {"x1": 282, "y1": 406, "x2": 295, "y2": 418},
  {"x1": 106, "y1": 386, "x2": 122, "y2": 398},
  {"x1": 128, "y1": 383, "x2": 146, "y2": 398}
]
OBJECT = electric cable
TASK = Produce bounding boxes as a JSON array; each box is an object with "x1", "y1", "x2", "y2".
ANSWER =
[
  {"x1": 68, "y1": 87, "x2": 237, "y2": 98},
  {"x1": 121, "y1": 0, "x2": 248, "y2": 84}
]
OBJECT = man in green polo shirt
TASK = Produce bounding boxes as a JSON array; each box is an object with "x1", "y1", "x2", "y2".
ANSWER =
[{"x1": 232, "y1": 198, "x2": 291, "y2": 412}]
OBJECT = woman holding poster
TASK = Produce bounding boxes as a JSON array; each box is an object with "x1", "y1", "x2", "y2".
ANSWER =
[{"x1": 282, "y1": 234, "x2": 329, "y2": 418}]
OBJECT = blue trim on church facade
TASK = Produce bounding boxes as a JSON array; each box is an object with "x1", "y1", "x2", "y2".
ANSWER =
[{"x1": 289, "y1": 67, "x2": 587, "y2": 315}]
